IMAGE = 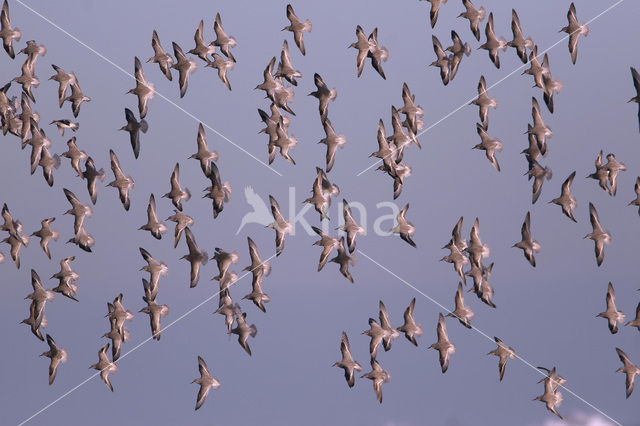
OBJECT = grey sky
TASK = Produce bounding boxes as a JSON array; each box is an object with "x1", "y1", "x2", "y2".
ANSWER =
[{"x1": 1, "y1": 0, "x2": 639, "y2": 425}]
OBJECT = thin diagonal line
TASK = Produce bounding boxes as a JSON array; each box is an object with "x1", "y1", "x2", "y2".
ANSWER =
[
  {"x1": 357, "y1": 249, "x2": 622, "y2": 426},
  {"x1": 17, "y1": 253, "x2": 277, "y2": 426},
  {"x1": 356, "y1": 0, "x2": 626, "y2": 177},
  {"x1": 15, "y1": 0, "x2": 283, "y2": 177}
]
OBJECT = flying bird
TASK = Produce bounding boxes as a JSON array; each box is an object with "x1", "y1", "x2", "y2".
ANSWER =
[
  {"x1": 596, "y1": 282, "x2": 625, "y2": 334},
  {"x1": 559, "y1": 2, "x2": 589, "y2": 64},
  {"x1": 0, "y1": 0, "x2": 21, "y2": 59},
  {"x1": 189, "y1": 123, "x2": 218, "y2": 176},
  {"x1": 139, "y1": 194, "x2": 167, "y2": 240},
  {"x1": 430, "y1": 35, "x2": 450, "y2": 85},
  {"x1": 615, "y1": 348, "x2": 639, "y2": 399},
  {"x1": 390, "y1": 203, "x2": 416, "y2": 247},
  {"x1": 512, "y1": 212, "x2": 541, "y2": 267},
  {"x1": 429, "y1": 313, "x2": 456, "y2": 373},
  {"x1": 162, "y1": 163, "x2": 191, "y2": 211},
  {"x1": 550, "y1": 171, "x2": 577, "y2": 222},
  {"x1": 479, "y1": 13, "x2": 507, "y2": 69},
  {"x1": 488, "y1": 336, "x2": 516, "y2": 381},
  {"x1": 584, "y1": 202, "x2": 610, "y2": 267},
  {"x1": 446, "y1": 282, "x2": 474, "y2": 329},
  {"x1": 458, "y1": 0, "x2": 486, "y2": 41},
  {"x1": 89, "y1": 343, "x2": 117, "y2": 392},
  {"x1": 473, "y1": 123, "x2": 502, "y2": 172},
  {"x1": 470, "y1": 75, "x2": 497, "y2": 129},
  {"x1": 181, "y1": 227, "x2": 208, "y2": 288},
  {"x1": 171, "y1": 42, "x2": 197, "y2": 98},
  {"x1": 128, "y1": 57, "x2": 154, "y2": 119},
  {"x1": 40, "y1": 334, "x2": 68, "y2": 385},
  {"x1": 628, "y1": 67, "x2": 640, "y2": 132},
  {"x1": 147, "y1": 30, "x2": 174, "y2": 80},
  {"x1": 333, "y1": 332, "x2": 362, "y2": 388},
  {"x1": 309, "y1": 73, "x2": 337, "y2": 123},
  {"x1": 397, "y1": 298, "x2": 423, "y2": 346},
  {"x1": 267, "y1": 195, "x2": 291, "y2": 256},
  {"x1": 192, "y1": 356, "x2": 221, "y2": 410},
  {"x1": 30, "y1": 217, "x2": 58, "y2": 259},
  {"x1": 329, "y1": 236, "x2": 356, "y2": 283},
  {"x1": 107, "y1": 150, "x2": 134, "y2": 211},
  {"x1": 283, "y1": 4, "x2": 311, "y2": 55},
  {"x1": 507, "y1": 9, "x2": 533, "y2": 63},
  {"x1": 361, "y1": 358, "x2": 390, "y2": 404},
  {"x1": 119, "y1": 108, "x2": 148, "y2": 159},
  {"x1": 213, "y1": 12, "x2": 237, "y2": 62},
  {"x1": 188, "y1": 20, "x2": 215, "y2": 62}
]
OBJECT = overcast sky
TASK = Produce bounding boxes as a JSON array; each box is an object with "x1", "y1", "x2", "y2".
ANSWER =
[{"x1": 1, "y1": 0, "x2": 639, "y2": 425}]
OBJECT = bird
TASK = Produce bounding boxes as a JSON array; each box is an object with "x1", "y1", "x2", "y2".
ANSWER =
[
  {"x1": 40, "y1": 334, "x2": 68, "y2": 385},
  {"x1": 139, "y1": 247, "x2": 168, "y2": 300},
  {"x1": 171, "y1": 42, "x2": 197, "y2": 98},
  {"x1": 390, "y1": 203, "x2": 416, "y2": 247},
  {"x1": 507, "y1": 9, "x2": 533, "y2": 63},
  {"x1": 139, "y1": 194, "x2": 167, "y2": 240},
  {"x1": 230, "y1": 308, "x2": 257, "y2": 356},
  {"x1": 89, "y1": 343, "x2": 117, "y2": 392},
  {"x1": 537, "y1": 366, "x2": 567, "y2": 393},
  {"x1": 367, "y1": 28, "x2": 389, "y2": 80},
  {"x1": 167, "y1": 209, "x2": 194, "y2": 248},
  {"x1": 50, "y1": 119, "x2": 78, "y2": 137},
  {"x1": 458, "y1": 0, "x2": 485, "y2": 41},
  {"x1": 473, "y1": 123, "x2": 502, "y2": 172},
  {"x1": 429, "y1": 313, "x2": 456, "y2": 373},
  {"x1": 430, "y1": 35, "x2": 450, "y2": 86},
  {"x1": 147, "y1": 30, "x2": 174, "y2": 81},
  {"x1": 628, "y1": 177, "x2": 640, "y2": 215},
  {"x1": 106, "y1": 293, "x2": 134, "y2": 341},
  {"x1": 584, "y1": 202, "x2": 610, "y2": 267},
  {"x1": 189, "y1": 123, "x2": 218, "y2": 176},
  {"x1": 534, "y1": 376, "x2": 564, "y2": 420},
  {"x1": 215, "y1": 294, "x2": 238, "y2": 333},
  {"x1": 526, "y1": 146, "x2": 552, "y2": 195},
  {"x1": 119, "y1": 108, "x2": 148, "y2": 159},
  {"x1": 106, "y1": 150, "x2": 134, "y2": 211},
  {"x1": 348, "y1": 25, "x2": 370, "y2": 78},
  {"x1": 540, "y1": 53, "x2": 562, "y2": 113},
  {"x1": 37, "y1": 146, "x2": 61, "y2": 188},
  {"x1": 625, "y1": 302, "x2": 640, "y2": 332},
  {"x1": 64, "y1": 74, "x2": 91, "y2": 118},
  {"x1": 369, "y1": 119, "x2": 397, "y2": 175},
  {"x1": 465, "y1": 217, "x2": 490, "y2": 267},
  {"x1": 303, "y1": 167, "x2": 339, "y2": 221},
  {"x1": 188, "y1": 20, "x2": 215, "y2": 62},
  {"x1": 309, "y1": 73, "x2": 337, "y2": 123},
  {"x1": 467, "y1": 261, "x2": 497, "y2": 309},
  {"x1": 528, "y1": 97, "x2": 552, "y2": 156},
  {"x1": 243, "y1": 236, "x2": 271, "y2": 281},
  {"x1": 0, "y1": 0, "x2": 20, "y2": 59},
  {"x1": 361, "y1": 359, "x2": 390, "y2": 404},
  {"x1": 398, "y1": 82, "x2": 424, "y2": 134},
  {"x1": 12, "y1": 60, "x2": 39, "y2": 103},
  {"x1": 30, "y1": 217, "x2": 59, "y2": 259},
  {"x1": 21, "y1": 297, "x2": 47, "y2": 341},
  {"x1": 139, "y1": 297, "x2": 169, "y2": 340},
  {"x1": 24, "y1": 269, "x2": 54, "y2": 339},
  {"x1": 181, "y1": 227, "x2": 208, "y2": 288},
  {"x1": 338, "y1": 199, "x2": 365, "y2": 254},
  {"x1": 311, "y1": 226, "x2": 338, "y2": 272},
  {"x1": 23, "y1": 118, "x2": 51, "y2": 175},
  {"x1": 396, "y1": 298, "x2": 423, "y2": 346},
  {"x1": 446, "y1": 282, "x2": 474, "y2": 328},
  {"x1": 559, "y1": 2, "x2": 589, "y2": 64},
  {"x1": 60, "y1": 136, "x2": 87, "y2": 177},
  {"x1": 443, "y1": 216, "x2": 468, "y2": 252},
  {"x1": 128, "y1": 57, "x2": 154, "y2": 119},
  {"x1": 470, "y1": 75, "x2": 497, "y2": 129},
  {"x1": 379, "y1": 301, "x2": 399, "y2": 351},
  {"x1": 615, "y1": 348, "x2": 639, "y2": 399},
  {"x1": 213, "y1": 12, "x2": 237, "y2": 62},
  {"x1": 329, "y1": 236, "x2": 355, "y2": 283},
  {"x1": 587, "y1": 151, "x2": 611, "y2": 195},
  {"x1": 441, "y1": 243, "x2": 469, "y2": 285},
  {"x1": 67, "y1": 224, "x2": 95, "y2": 253},
  {"x1": 51, "y1": 256, "x2": 79, "y2": 301},
  {"x1": 488, "y1": 336, "x2": 516, "y2": 381},
  {"x1": 82, "y1": 156, "x2": 106, "y2": 205},
  {"x1": 604, "y1": 153, "x2": 626, "y2": 196},
  {"x1": 283, "y1": 4, "x2": 311, "y2": 56},
  {"x1": 192, "y1": 356, "x2": 221, "y2": 410},
  {"x1": 243, "y1": 273, "x2": 270, "y2": 313},
  {"x1": 63, "y1": 187, "x2": 92, "y2": 235},
  {"x1": 205, "y1": 53, "x2": 234, "y2": 91},
  {"x1": 49, "y1": 64, "x2": 75, "y2": 107},
  {"x1": 318, "y1": 118, "x2": 346, "y2": 172},
  {"x1": 275, "y1": 39, "x2": 302, "y2": 86},
  {"x1": 479, "y1": 12, "x2": 507, "y2": 69},
  {"x1": 202, "y1": 161, "x2": 231, "y2": 219},
  {"x1": 388, "y1": 105, "x2": 420, "y2": 162},
  {"x1": 273, "y1": 116, "x2": 298, "y2": 165},
  {"x1": 550, "y1": 171, "x2": 577, "y2": 222},
  {"x1": 162, "y1": 163, "x2": 191, "y2": 211},
  {"x1": 333, "y1": 332, "x2": 362, "y2": 388},
  {"x1": 513, "y1": 211, "x2": 541, "y2": 267},
  {"x1": 446, "y1": 30, "x2": 471, "y2": 80},
  {"x1": 628, "y1": 67, "x2": 640, "y2": 132},
  {"x1": 267, "y1": 195, "x2": 291, "y2": 256},
  {"x1": 596, "y1": 282, "x2": 625, "y2": 334},
  {"x1": 211, "y1": 247, "x2": 239, "y2": 282},
  {"x1": 422, "y1": 0, "x2": 447, "y2": 28}
]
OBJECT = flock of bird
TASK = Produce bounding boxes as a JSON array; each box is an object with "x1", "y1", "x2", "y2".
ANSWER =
[{"x1": 1, "y1": 0, "x2": 639, "y2": 422}]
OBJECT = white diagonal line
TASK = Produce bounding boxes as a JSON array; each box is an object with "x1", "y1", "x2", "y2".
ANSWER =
[
  {"x1": 15, "y1": 0, "x2": 283, "y2": 177},
  {"x1": 356, "y1": 0, "x2": 626, "y2": 177},
  {"x1": 357, "y1": 249, "x2": 622, "y2": 426},
  {"x1": 17, "y1": 253, "x2": 277, "y2": 426}
]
